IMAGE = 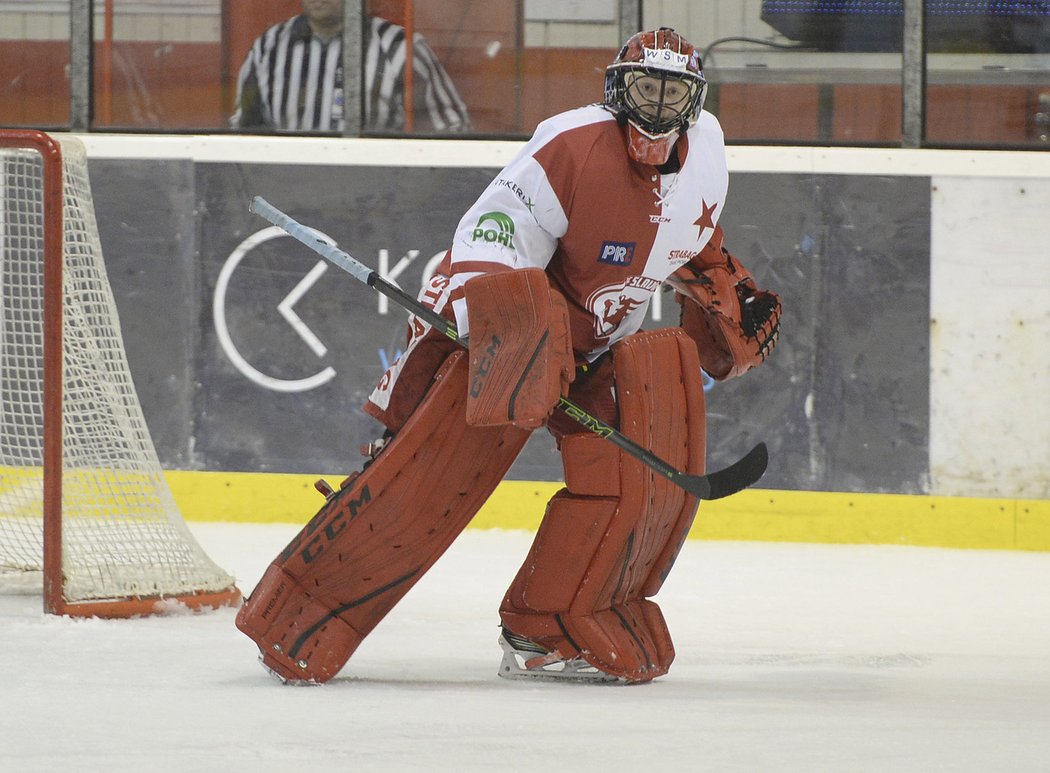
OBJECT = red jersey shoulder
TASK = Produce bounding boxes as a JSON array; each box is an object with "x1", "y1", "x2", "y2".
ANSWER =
[
  {"x1": 531, "y1": 108, "x2": 634, "y2": 214},
  {"x1": 531, "y1": 105, "x2": 618, "y2": 150}
]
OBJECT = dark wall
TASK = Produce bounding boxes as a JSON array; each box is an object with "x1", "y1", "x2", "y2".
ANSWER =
[
  {"x1": 89, "y1": 158, "x2": 930, "y2": 493},
  {"x1": 709, "y1": 173, "x2": 930, "y2": 493}
]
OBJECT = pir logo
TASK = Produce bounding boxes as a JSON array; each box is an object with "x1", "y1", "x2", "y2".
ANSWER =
[
  {"x1": 587, "y1": 276, "x2": 661, "y2": 338},
  {"x1": 471, "y1": 211, "x2": 516, "y2": 250}
]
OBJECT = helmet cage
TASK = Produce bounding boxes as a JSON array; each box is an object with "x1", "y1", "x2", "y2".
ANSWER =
[
  {"x1": 606, "y1": 63, "x2": 707, "y2": 137},
  {"x1": 604, "y1": 29, "x2": 708, "y2": 140}
]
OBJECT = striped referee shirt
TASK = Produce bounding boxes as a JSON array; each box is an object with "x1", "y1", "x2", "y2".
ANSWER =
[{"x1": 231, "y1": 15, "x2": 471, "y2": 133}]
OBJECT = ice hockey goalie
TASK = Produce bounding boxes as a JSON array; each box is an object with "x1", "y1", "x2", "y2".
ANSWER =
[{"x1": 236, "y1": 26, "x2": 780, "y2": 684}]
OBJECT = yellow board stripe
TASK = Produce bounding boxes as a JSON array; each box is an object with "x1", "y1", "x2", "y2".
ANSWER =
[{"x1": 164, "y1": 470, "x2": 1050, "y2": 552}]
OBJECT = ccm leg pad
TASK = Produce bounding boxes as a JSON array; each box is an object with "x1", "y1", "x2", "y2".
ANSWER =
[
  {"x1": 238, "y1": 563, "x2": 362, "y2": 684},
  {"x1": 236, "y1": 351, "x2": 530, "y2": 683}
]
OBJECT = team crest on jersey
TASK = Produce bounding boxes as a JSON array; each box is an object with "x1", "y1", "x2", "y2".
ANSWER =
[
  {"x1": 597, "y1": 241, "x2": 635, "y2": 266},
  {"x1": 471, "y1": 211, "x2": 516, "y2": 249},
  {"x1": 586, "y1": 276, "x2": 661, "y2": 338}
]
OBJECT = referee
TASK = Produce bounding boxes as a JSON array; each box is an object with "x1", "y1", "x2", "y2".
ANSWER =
[{"x1": 231, "y1": 0, "x2": 471, "y2": 134}]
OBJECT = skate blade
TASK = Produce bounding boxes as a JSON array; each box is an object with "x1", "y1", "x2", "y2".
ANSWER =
[
  {"x1": 258, "y1": 651, "x2": 321, "y2": 686},
  {"x1": 497, "y1": 635, "x2": 625, "y2": 684}
]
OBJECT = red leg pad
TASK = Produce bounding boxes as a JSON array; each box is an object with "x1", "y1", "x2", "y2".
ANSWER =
[
  {"x1": 237, "y1": 351, "x2": 531, "y2": 682},
  {"x1": 564, "y1": 600, "x2": 674, "y2": 679},
  {"x1": 238, "y1": 563, "x2": 363, "y2": 683},
  {"x1": 500, "y1": 329, "x2": 706, "y2": 682}
]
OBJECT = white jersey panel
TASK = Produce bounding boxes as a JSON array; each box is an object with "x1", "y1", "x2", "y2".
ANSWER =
[{"x1": 645, "y1": 111, "x2": 729, "y2": 280}]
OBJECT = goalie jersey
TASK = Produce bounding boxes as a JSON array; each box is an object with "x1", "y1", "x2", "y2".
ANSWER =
[
  {"x1": 447, "y1": 103, "x2": 729, "y2": 361},
  {"x1": 368, "y1": 103, "x2": 730, "y2": 425}
]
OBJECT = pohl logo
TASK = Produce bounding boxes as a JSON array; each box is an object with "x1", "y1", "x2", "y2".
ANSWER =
[
  {"x1": 471, "y1": 211, "x2": 516, "y2": 249},
  {"x1": 598, "y1": 241, "x2": 636, "y2": 266}
]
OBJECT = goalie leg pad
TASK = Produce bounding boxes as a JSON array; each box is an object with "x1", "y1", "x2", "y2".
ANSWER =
[
  {"x1": 236, "y1": 351, "x2": 531, "y2": 683},
  {"x1": 239, "y1": 563, "x2": 363, "y2": 684},
  {"x1": 499, "y1": 328, "x2": 706, "y2": 682}
]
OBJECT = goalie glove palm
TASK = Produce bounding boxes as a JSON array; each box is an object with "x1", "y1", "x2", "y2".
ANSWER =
[
  {"x1": 670, "y1": 229, "x2": 781, "y2": 380},
  {"x1": 738, "y1": 282, "x2": 781, "y2": 358}
]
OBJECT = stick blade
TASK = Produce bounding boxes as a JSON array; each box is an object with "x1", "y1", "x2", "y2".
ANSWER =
[
  {"x1": 707, "y1": 442, "x2": 768, "y2": 500},
  {"x1": 674, "y1": 442, "x2": 768, "y2": 501}
]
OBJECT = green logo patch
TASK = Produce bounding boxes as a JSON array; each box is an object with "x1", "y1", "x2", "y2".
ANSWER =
[{"x1": 471, "y1": 211, "x2": 516, "y2": 249}]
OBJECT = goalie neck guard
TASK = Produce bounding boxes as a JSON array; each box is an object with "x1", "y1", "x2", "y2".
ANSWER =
[{"x1": 603, "y1": 28, "x2": 708, "y2": 166}]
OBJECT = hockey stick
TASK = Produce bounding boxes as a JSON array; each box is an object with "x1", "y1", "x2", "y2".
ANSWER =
[{"x1": 248, "y1": 196, "x2": 767, "y2": 500}]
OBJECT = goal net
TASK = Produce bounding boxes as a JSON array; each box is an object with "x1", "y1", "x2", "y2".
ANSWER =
[{"x1": 0, "y1": 130, "x2": 240, "y2": 617}]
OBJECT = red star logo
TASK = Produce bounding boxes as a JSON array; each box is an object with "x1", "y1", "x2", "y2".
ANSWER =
[{"x1": 694, "y1": 199, "x2": 717, "y2": 235}]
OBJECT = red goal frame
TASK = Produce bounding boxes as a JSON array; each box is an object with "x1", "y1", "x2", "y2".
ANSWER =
[{"x1": 0, "y1": 129, "x2": 240, "y2": 617}]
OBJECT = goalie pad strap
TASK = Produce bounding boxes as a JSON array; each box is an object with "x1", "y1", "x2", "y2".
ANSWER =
[
  {"x1": 463, "y1": 268, "x2": 574, "y2": 429},
  {"x1": 236, "y1": 351, "x2": 530, "y2": 683},
  {"x1": 499, "y1": 328, "x2": 706, "y2": 682}
]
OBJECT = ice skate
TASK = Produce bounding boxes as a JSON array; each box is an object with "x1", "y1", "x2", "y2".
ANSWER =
[
  {"x1": 497, "y1": 628, "x2": 625, "y2": 684},
  {"x1": 256, "y1": 649, "x2": 320, "y2": 687}
]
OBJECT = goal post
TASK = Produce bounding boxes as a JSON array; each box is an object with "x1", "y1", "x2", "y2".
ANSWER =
[{"x1": 0, "y1": 129, "x2": 241, "y2": 617}]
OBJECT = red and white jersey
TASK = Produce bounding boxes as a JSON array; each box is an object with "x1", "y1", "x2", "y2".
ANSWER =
[{"x1": 448, "y1": 103, "x2": 728, "y2": 360}]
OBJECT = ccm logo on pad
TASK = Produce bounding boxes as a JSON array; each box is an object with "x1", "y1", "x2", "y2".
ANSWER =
[{"x1": 597, "y1": 241, "x2": 636, "y2": 266}]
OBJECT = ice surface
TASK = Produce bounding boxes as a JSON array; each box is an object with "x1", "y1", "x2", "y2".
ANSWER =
[{"x1": 4, "y1": 524, "x2": 1050, "y2": 772}]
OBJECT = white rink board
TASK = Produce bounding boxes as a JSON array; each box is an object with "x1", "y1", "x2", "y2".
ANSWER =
[
  {"x1": 75, "y1": 132, "x2": 1050, "y2": 179},
  {"x1": 930, "y1": 177, "x2": 1050, "y2": 499}
]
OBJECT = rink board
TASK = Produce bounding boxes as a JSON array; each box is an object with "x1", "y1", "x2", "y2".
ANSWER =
[{"x1": 59, "y1": 136, "x2": 1048, "y2": 539}]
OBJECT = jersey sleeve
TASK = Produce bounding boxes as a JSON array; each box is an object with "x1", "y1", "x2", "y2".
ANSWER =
[{"x1": 446, "y1": 124, "x2": 574, "y2": 335}]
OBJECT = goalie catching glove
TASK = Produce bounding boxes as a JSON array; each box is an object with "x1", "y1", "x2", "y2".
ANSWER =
[
  {"x1": 462, "y1": 268, "x2": 574, "y2": 429},
  {"x1": 668, "y1": 225, "x2": 781, "y2": 380}
]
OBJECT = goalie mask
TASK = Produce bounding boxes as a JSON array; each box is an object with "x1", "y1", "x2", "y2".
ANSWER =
[{"x1": 604, "y1": 28, "x2": 708, "y2": 166}]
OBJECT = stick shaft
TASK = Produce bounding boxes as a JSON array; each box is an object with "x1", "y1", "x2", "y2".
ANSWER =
[{"x1": 251, "y1": 197, "x2": 462, "y2": 344}]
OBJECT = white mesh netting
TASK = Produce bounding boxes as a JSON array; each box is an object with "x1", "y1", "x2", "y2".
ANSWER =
[{"x1": 1, "y1": 134, "x2": 237, "y2": 604}]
